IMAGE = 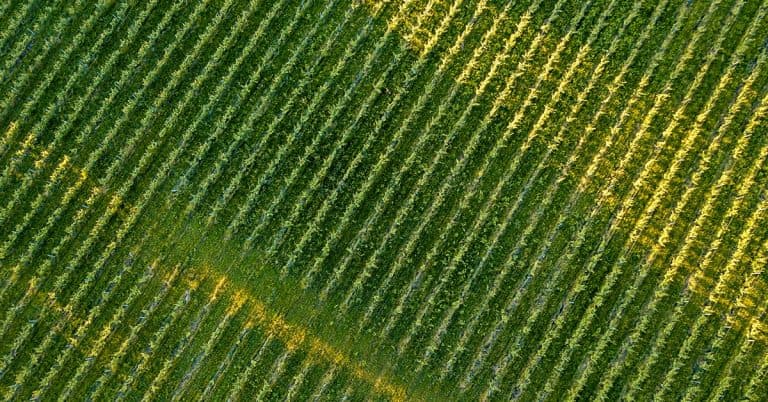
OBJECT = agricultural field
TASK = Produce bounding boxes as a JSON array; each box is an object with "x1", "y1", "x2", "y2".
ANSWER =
[{"x1": 1, "y1": 0, "x2": 767, "y2": 400}]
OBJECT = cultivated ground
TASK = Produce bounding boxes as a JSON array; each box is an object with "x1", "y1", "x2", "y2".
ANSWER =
[{"x1": 1, "y1": 0, "x2": 767, "y2": 400}]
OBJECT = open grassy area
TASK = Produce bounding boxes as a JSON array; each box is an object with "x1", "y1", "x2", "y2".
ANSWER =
[{"x1": 1, "y1": 0, "x2": 767, "y2": 400}]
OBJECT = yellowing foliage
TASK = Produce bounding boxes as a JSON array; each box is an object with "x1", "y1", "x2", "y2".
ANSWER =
[{"x1": 195, "y1": 272, "x2": 409, "y2": 402}]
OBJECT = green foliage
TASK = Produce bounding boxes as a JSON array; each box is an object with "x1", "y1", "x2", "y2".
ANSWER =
[{"x1": 0, "y1": 0, "x2": 767, "y2": 400}]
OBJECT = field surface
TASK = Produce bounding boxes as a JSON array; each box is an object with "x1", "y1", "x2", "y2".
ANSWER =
[{"x1": 1, "y1": 0, "x2": 768, "y2": 400}]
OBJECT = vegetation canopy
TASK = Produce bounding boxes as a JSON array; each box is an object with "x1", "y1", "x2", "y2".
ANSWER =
[{"x1": 0, "y1": 0, "x2": 767, "y2": 400}]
